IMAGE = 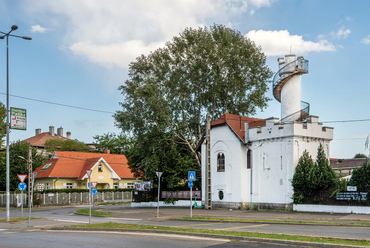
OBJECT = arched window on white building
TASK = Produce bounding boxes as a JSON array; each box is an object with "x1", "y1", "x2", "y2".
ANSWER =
[{"x1": 217, "y1": 152, "x2": 225, "y2": 172}]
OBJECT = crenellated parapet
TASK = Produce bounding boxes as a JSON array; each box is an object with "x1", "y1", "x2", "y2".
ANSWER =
[{"x1": 247, "y1": 116, "x2": 333, "y2": 143}]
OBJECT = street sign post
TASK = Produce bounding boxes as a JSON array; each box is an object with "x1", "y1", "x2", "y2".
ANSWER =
[
  {"x1": 188, "y1": 180, "x2": 193, "y2": 218},
  {"x1": 18, "y1": 181, "x2": 27, "y2": 218},
  {"x1": 156, "y1": 172, "x2": 163, "y2": 218},
  {"x1": 86, "y1": 170, "x2": 92, "y2": 224},
  {"x1": 91, "y1": 188, "x2": 97, "y2": 212}
]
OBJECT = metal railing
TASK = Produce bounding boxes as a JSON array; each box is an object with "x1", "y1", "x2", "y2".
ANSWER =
[
  {"x1": 272, "y1": 58, "x2": 309, "y2": 91},
  {"x1": 280, "y1": 100, "x2": 310, "y2": 123}
]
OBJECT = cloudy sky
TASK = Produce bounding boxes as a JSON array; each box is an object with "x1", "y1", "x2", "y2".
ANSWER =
[{"x1": 0, "y1": 0, "x2": 369, "y2": 158}]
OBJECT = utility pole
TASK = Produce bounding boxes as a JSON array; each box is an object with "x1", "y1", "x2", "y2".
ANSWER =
[
  {"x1": 28, "y1": 146, "x2": 32, "y2": 208},
  {"x1": 205, "y1": 115, "x2": 212, "y2": 209}
]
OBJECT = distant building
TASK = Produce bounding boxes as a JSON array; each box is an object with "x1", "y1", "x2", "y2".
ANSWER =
[
  {"x1": 201, "y1": 55, "x2": 334, "y2": 209},
  {"x1": 330, "y1": 158, "x2": 367, "y2": 177},
  {"x1": 22, "y1": 126, "x2": 72, "y2": 153},
  {"x1": 33, "y1": 150, "x2": 136, "y2": 190}
]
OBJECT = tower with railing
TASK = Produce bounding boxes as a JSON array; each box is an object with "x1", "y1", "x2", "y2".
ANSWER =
[{"x1": 272, "y1": 55, "x2": 309, "y2": 122}]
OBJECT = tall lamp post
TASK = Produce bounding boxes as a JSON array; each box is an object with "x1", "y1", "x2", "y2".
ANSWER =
[{"x1": 0, "y1": 25, "x2": 32, "y2": 221}]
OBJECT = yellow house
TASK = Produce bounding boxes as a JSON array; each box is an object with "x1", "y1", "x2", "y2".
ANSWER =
[{"x1": 33, "y1": 150, "x2": 137, "y2": 190}]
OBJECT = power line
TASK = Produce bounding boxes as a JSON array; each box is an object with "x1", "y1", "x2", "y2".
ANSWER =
[{"x1": 0, "y1": 92, "x2": 115, "y2": 114}]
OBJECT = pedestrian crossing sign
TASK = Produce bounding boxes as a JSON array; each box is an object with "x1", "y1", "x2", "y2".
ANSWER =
[{"x1": 188, "y1": 171, "x2": 195, "y2": 181}]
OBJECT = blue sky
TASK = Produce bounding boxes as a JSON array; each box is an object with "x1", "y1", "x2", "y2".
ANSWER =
[{"x1": 0, "y1": 0, "x2": 369, "y2": 158}]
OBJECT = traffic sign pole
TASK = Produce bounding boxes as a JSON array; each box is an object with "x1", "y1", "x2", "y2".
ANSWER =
[
  {"x1": 156, "y1": 172, "x2": 163, "y2": 218},
  {"x1": 190, "y1": 185, "x2": 192, "y2": 218},
  {"x1": 86, "y1": 170, "x2": 92, "y2": 224},
  {"x1": 28, "y1": 172, "x2": 37, "y2": 227}
]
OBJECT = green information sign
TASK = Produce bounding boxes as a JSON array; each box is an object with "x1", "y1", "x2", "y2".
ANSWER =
[{"x1": 10, "y1": 107, "x2": 26, "y2": 130}]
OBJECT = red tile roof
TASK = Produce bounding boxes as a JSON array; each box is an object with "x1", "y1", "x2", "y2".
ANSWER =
[
  {"x1": 211, "y1": 113, "x2": 266, "y2": 142},
  {"x1": 330, "y1": 158, "x2": 367, "y2": 169},
  {"x1": 23, "y1": 132, "x2": 69, "y2": 147},
  {"x1": 34, "y1": 151, "x2": 134, "y2": 179}
]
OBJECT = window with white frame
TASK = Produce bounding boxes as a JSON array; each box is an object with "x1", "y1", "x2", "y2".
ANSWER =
[
  {"x1": 217, "y1": 152, "x2": 225, "y2": 172},
  {"x1": 113, "y1": 182, "x2": 118, "y2": 189},
  {"x1": 127, "y1": 183, "x2": 134, "y2": 188},
  {"x1": 98, "y1": 163, "x2": 103, "y2": 172},
  {"x1": 66, "y1": 183, "x2": 73, "y2": 189}
]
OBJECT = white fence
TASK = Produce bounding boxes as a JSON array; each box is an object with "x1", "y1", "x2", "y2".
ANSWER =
[{"x1": 0, "y1": 191, "x2": 133, "y2": 207}]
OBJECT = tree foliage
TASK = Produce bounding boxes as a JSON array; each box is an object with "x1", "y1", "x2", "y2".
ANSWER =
[
  {"x1": 114, "y1": 24, "x2": 272, "y2": 171},
  {"x1": 349, "y1": 161, "x2": 370, "y2": 191},
  {"x1": 354, "y1": 153, "x2": 367, "y2": 158},
  {"x1": 44, "y1": 139, "x2": 89, "y2": 152},
  {"x1": 292, "y1": 150, "x2": 314, "y2": 201},
  {"x1": 0, "y1": 141, "x2": 49, "y2": 191},
  {"x1": 309, "y1": 144, "x2": 337, "y2": 191},
  {"x1": 93, "y1": 132, "x2": 132, "y2": 154}
]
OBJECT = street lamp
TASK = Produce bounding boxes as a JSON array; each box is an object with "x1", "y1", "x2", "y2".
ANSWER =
[{"x1": 0, "y1": 25, "x2": 32, "y2": 221}]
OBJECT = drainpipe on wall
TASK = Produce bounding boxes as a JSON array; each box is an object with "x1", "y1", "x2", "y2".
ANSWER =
[{"x1": 54, "y1": 177, "x2": 59, "y2": 189}]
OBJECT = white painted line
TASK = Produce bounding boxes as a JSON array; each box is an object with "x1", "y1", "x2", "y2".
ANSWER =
[
  {"x1": 107, "y1": 217, "x2": 142, "y2": 221},
  {"x1": 52, "y1": 219, "x2": 89, "y2": 224}
]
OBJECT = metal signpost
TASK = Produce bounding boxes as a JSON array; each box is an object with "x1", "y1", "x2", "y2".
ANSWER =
[
  {"x1": 188, "y1": 171, "x2": 195, "y2": 218},
  {"x1": 17, "y1": 174, "x2": 27, "y2": 218},
  {"x1": 28, "y1": 172, "x2": 36, "y2": 227},
  {"x1": 86, "y1": 170, "x2": 92, "y2": 224},
  {"x1": 156, "y1": 172, "x2": 163, "y2": 218},
  {"x1": 91, "y1": 182, "x2": 97, "y2": 212}
]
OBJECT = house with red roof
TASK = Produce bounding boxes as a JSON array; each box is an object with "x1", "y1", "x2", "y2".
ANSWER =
[{"x1": 33, "y1": 150, "x2": 136, "y2": 190}]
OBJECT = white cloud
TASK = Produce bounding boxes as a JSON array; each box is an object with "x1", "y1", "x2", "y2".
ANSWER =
[
  {"x1": 245, "y1": 30, "x2": 336, "y2": 56},
  {"x1": 361, "y1": 35, "x2": 370, "y2": 45},
  {"x1": 331, "y1": 27, "x2": 351, "y2": 39},
  {"x1": 31, "y1": 24, "x2": 47, "y2": 33},
  {"x1": 22, "y1": 0, "x2": 275, "y2": 69}
]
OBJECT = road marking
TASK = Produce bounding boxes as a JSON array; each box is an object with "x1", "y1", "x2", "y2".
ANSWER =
[
  {"x1": 107, "y1": 217, "x2": 142, "y2": 221},
  {"x1": 215, "y1": 224, "x2": 270, "y2": 230},
  {"x1": 52, "y1": 219, "x2": 89, "y2": 223},
  {"x1": 171, "y1": 222, "x2": 224, "y2": 228}
]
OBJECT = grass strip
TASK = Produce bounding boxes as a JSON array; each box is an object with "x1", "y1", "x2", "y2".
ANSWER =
[
  {"x1": 181, "y1": 216, "x2": 370, "y2": 226},
  {"x1": 69, "y1": 222, "x2": 370, "y2": 247},
  {"x1": 0, "y1": 217, "x2": 39, "y2": 222},
  {"x1": 75, "y1": 208, "x2": 113, "y2": 216}
]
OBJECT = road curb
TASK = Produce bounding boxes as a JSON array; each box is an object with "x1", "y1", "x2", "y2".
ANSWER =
[{"x1": 48, "y1": 227, "x2": 366, "y2": 248}]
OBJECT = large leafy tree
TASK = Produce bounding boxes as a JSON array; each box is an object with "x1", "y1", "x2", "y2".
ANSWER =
[
  {"x1": 115, "y1": 24, "x2": 272, "y2": 170},
  {"x1": 0, "y1": 141, "x2": 49, "y2": 191},
  {"x1": 93, "y1": 132, "x2": 132, "y2": 154}
]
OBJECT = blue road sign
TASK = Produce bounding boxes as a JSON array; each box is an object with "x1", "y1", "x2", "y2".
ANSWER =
[
  {"x1": 188, "y1": 181, "x2": 193, "y2": 188},
  {"x1": 188, "y1": 171, "x2": 196, "y2": 181},
  {"x1": 91, "y1": 188, "x2": 97, "y2": 195},
  {"x1": 18, "y1": 182, "x2": 27, "y2": 191}
]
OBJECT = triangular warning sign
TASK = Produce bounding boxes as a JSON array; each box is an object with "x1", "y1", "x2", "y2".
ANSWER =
[
  {"x1": 91, "y1": 182, "x2": 98, "y2": 188},
  {"x1": 189, "y1": 174, "x2": 194, "y2": 180},
  {"x1": 18, "y1": 174, "x2": 27, "y2": 183}
]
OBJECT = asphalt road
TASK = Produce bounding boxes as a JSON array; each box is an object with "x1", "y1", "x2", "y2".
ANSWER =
[
  {"x1": 0, "y1": 230, "x2": 296, "y2": 248},
  {"x1": 22, "y1": 205, "x2": 370, "y2": 241}
]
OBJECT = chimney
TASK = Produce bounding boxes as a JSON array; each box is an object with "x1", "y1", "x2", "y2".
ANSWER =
[
  {"x1": 35, "y1": 128, "x2": 41, "y2": 136},
  {"x1": 66, "y1": 132, "x2": 71, "y2": 139},
  {"x1": 49, "y1": 126, "x2": 55, "y2": 136},
  {"x1": 104, "y1": 149, "x2": 110, "y2": 154},
  {"x1": 57, "y1": 127, "x2": 63, "y2": 136}
]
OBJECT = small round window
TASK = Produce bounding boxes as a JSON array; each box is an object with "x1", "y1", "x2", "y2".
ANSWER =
[{"x1": 218, "y1": 190, "x2": 224, "y2": 200}]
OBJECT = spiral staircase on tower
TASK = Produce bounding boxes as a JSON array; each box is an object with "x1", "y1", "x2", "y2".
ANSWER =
[{"x1": 272, "y1": 58, "x2": 309, "y2": 122}]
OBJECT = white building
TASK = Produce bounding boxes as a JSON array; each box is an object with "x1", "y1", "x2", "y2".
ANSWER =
[{"x1": 201, "y1": 55, "x2": 334, "y2": 209}]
